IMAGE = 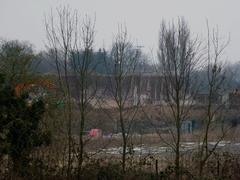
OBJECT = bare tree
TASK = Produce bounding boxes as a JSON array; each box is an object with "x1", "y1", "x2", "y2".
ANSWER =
[
  {"x1": 157, "y1": 18, "x2": 201, "y2": 179},
  {"x1": 104, "y1": 26, "x2": 141, "y2": 174},
  {"x1": 45, "y1": 7, "x2": 75, "y2": 178},
  {"x1": 70, "y1": 15, "x2": 96, "y2": 177},
  {"x1": 45, "y1": 7, "x2": 96, "y2": 178},
  {"x1": 197, "y1": 23, "x2": 230, "y2": 178}
]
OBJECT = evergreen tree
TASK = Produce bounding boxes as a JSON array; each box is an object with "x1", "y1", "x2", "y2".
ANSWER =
[{"x1": 0, "y1": 73, "x2": 50, "y2": 175}]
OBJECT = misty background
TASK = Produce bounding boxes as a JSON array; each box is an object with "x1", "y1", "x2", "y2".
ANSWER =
[{"x1": 0, "y1": 0, "x2": 239, "y2": 62}]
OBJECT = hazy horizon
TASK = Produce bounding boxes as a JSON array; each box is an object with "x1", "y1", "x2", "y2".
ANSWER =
[{"x1": 1, "y1": 0, "x2": 239, "y2": 62}]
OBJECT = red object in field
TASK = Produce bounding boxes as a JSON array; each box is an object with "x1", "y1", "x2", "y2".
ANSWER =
[{"x1": 89, "y1": 129, "x2": 102, "y2": 137}]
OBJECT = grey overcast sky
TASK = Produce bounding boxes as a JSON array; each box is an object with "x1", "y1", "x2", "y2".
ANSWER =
[{"x1": 0, "y1": 0, "x2": 239, "y2": 62}]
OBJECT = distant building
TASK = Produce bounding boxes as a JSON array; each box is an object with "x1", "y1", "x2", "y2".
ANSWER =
[
  {"x1": 181, "y1": 120, "x2": 196, "y2": 134},
  {"x1": 66, "y1": 74, "x2": 234, "y2": 107},
  {"x1": 227, "y1": 89, "x2": 240, "y2": 109},
  {"x1": 194, "y1": 92, "x2": 222, "y2": 105}
]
